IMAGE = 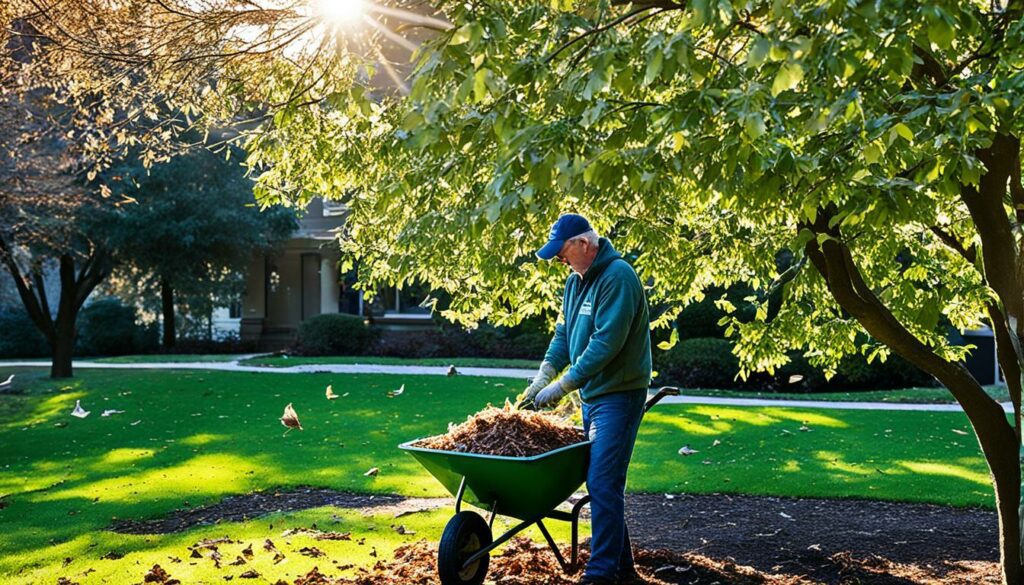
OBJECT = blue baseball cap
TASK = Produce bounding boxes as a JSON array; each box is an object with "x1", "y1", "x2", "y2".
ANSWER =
[{"x1": 536, "y1": 214, "x2": 592, "y2": 260}]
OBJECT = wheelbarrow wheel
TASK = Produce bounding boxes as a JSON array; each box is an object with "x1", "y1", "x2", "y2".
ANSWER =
[{"x1": 438, "y1": 511, "x2": 492, "y2": 585}]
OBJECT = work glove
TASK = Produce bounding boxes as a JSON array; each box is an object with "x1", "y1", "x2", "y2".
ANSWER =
[
  {"x1": 518, "y1": 362, "x2": 558, "y2": 408},
  {"x1": 535, "y1": 376, "x2": 581, "y2": 408}
]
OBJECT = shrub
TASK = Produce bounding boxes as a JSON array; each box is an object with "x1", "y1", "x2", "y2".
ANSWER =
[
  {"x1": 654, "y1": 337, "x2": 741, "y2": 389},
  {"x1": 296, "y1": 313, "x2": 378, "y2": 356},
  {"x1": 77, "y1": 298, "x2": 149, "y2": 356},
  {"x1": 0, "y1": 308, "x2": 50, "y2": 358},
  {"x1": 653, "y1": 337, "x2": 935, "y2": 392}
]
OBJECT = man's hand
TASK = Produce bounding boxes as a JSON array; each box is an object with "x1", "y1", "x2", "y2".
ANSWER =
[
  {"x1": 535, "y1": 379, "x2": 569, "y2": 408},
  {"x1": 519, "y1": 362, "x2": 558, "y2": 407}
]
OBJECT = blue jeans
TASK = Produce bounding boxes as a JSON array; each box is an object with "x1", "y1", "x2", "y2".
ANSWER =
[{"x1": 582, "y1": 388, "x2": 646, "y2": 581}]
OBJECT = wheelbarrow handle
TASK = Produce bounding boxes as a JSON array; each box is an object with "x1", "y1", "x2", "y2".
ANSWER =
[{"x1": 644, "y1": 386, "x2": 680, "y2": 413}]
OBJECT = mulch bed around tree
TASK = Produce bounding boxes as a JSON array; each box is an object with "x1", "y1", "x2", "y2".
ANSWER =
[{"x1": 110, "y1": 488, "x2": 1001, "y2": 583}]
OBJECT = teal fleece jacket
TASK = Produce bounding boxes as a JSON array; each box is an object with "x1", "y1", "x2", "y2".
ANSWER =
[{"x1": 543, "y1": 238, "x2": 652, "y2": 401}]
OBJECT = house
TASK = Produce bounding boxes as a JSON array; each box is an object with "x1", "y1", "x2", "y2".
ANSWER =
[{"x1": 215, "y1": 197, "x2": 434, "y2": 350}]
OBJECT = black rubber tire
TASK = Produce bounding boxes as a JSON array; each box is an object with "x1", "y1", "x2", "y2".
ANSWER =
[{"x1": 437, "y1": 511, "x2": 492, "y2": 585}]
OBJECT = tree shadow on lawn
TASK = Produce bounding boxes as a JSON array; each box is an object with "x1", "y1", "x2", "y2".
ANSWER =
[
  {"x1": 631, "y1": 405, "x2": 993, "y2": 508},
  {"x1": 0, "y1": 369, "x2": 509, "y2": 562}
]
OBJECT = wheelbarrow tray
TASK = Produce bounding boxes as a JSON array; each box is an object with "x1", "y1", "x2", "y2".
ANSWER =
[{"x1": 398, "y1": 439, "x2": 592, "y2": 521}]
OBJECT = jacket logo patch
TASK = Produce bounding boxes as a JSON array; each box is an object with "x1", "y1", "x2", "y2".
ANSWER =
[{"x1": 579, "y1": 300, "x2": 593, "y2": 316}]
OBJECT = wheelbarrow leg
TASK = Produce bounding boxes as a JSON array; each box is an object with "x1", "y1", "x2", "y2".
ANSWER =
[{"x1": 536, "y1": 495, "x2": 590, "y2": 574}]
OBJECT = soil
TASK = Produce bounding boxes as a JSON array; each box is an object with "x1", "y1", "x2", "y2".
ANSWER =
[{"x1": 108, "y1": 488, "x2": 1001, "y2": 583}]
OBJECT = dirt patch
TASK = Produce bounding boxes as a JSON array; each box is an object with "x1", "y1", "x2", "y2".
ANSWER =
[
  {"x1": 625, "y1": 493, "x2": 999, "y2": 584},
  {"x1": 108, "y1": 488, "x2": 1001, "y2": 583},
  {"x1": 109, "y1": 488, "x2": 405, "y2": 534}
]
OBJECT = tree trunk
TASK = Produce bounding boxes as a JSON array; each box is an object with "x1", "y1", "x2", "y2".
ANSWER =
[
  {"x1": 49, "y1": 319, "x2": 75, "y2": 378},
  {"x1": 161, "y1": 278, "x2": 176, "y2": 348},
  {"x1": 803, "y1": 217, "x2": 1022, "y2": 584}
]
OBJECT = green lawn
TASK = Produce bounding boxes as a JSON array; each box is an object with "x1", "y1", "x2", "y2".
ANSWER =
[
  {"x1": 0, "y1": 366, "x2": 995, "y2": 584},
  {"x1": 239, "y1": 355, "x2": 543, "y2": 369}
]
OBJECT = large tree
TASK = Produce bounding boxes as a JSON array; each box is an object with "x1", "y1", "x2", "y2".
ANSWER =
[
  {"x1": 243, "y1": 2, "x2": 1024, "y2": 582},
  {"x1": 0, "y1": 20, "x2": 114, "y2": 378},
  {"x1": 6, "y1": 0, "x2": 1024, "y2": 581},
  {"x1": 100, "y1": 144, "x2": 297, "y2": 348}
]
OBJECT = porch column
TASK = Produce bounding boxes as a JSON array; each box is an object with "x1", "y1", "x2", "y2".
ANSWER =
[{"x1": 320, "y1": 256, "x2": 340, "y2": 314}]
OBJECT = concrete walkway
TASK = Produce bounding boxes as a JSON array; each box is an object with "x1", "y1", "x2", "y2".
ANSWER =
[{"x1": 0, "y1": 358, "x2": 1012, "y2": 413}]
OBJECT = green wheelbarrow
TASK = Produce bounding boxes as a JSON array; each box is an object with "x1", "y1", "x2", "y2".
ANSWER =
[{"x1": 398, "y1": 386, "x2": 680, "y2": 585}]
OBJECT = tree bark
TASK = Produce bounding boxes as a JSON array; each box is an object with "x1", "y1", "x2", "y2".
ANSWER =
[
  {"x1": 161, "y1": 278, "x2": 176, "y2": 348},
  {"x1": 803, "y1": 213, "x2": 1021, "y2": 585}
]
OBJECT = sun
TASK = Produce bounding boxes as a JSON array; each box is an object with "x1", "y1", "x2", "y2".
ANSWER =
[{"x1": 312, "y1": 0, "x2": 366, "y2": 26}]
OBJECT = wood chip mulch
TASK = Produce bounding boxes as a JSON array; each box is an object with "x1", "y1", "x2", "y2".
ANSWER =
[
  {"x1": 412, "y1": 403, "x2": 585, "y2": 457},
  {"x1": 287, "y1": 538, "x2": 819, "y2": 584}
]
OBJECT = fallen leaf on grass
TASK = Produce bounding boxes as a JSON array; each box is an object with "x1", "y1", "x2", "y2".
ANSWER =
[
  {"x1": 299, "y1": 547, "x2": 325, "y2": 558},
  {"x1": 71, "y1": 400, "x2": 90, "y2": 418},
  {"x1": 952, "y1": 429, "x2": 969, "y2": 436},
  {"x1": 0, "y1": 374, "x2": 13, "y2": 387},
  {"x1": 101, "y1": 410, "x2": 125, "y2": 417},
  {"x1": 241, "y1": 544, "x2": 253, "y2": 559},
  {"x1": 280, "y1": 403, "x2": 302, "y2": 435},
  {"x1": 364, "y1": 467, "x2": 379, "y2": 477},
  {"x1": 228, "y1": 556, "x2": 246, "y2": 566},
  {"x1": 130, "y1": 420, "x2": 141, "y2": 426},
  {"x1": 387, "y1": 384, "x2": 405, "y2": 398},
  {"x1": 263, "y1": 539, "x2": 277, "y2": 552},
  {"x1": 100, "y1": 551, "x2": 124, "y2": 560},
  {"x1": 325, "y1": 385, "x2": 338, "y2": 400},
  {"x1": 143, "y1": 564, "x2": 180, "y2": 584},
  {"x1": 239, "y1": 569, "x2": 260, "y2": 579},
  {"x1": 678, "y1": 445, "x2": 699, "y2": 456},
  {"x1": 315, "y1": 531, "x2": 351, "y2": 541},
  {"x1": 393, "y1": 525, "x2": 416, "y2": 535},
  {"x1": 447, "y1": 365, "x2": 458, "y2": 377}
]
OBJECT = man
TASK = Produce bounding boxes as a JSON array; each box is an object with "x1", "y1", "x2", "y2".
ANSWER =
[{"x1": 522, "y1": 213, "x2": 652, "y2": 585}]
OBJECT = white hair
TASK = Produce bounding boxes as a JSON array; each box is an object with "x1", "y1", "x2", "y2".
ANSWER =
[{"x1": 568, "y1": 229, "x2": 599, "y2": 247}]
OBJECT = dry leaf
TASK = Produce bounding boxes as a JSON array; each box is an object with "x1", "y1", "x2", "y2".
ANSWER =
[
  {"x1": 325, "y1": 385, "x2": 338, "y2": 400},
  {"x1": 678, "y1": 445, "x2": 699, "y2": 456},
  {"x1": 130, "y1": 420, "x2": 142, "y2": 426},
  {"x1": 788, "y1": 375, "x2": 804, "y2": 384},
  {"x1": 241, "y1": 544, "x2": 253, "y2": 559},
  {"x1": 101, "y1": 410, "x2": 125, "y2": 417},
  {"x1": 280, "y1": 403, "x2": 302, "y2": 435},
  {"x1": 71, "y1": 400, "x2": 90, "y2": 418},
  {"x1": 952, "y1": 429, "x2": 969, "y2": 436},
  {"x1": 363, "y1": 467, "x2": 379, "y2": 477},
  {"x1": 0, "y1": 374, "x2": 13, "y2": 387},
  {"x1": 387, "y1": 384, "x2": 405, "y2": 398},
  {"x1": 393, "y1": 525, "x2": 415, "y2": 535}
]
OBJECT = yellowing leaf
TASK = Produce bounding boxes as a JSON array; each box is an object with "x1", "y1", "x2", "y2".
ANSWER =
[
  {"x1": 326, "y1": 385, "x2": 338, "y2": 400},
  {"x1": 771, "y1": 63, "x2": 804, "y2": 96}
]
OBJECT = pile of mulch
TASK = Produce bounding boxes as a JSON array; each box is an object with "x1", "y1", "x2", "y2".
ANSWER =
[
  {"x1": 413, "y1": 404, "x2": 584, "y2": 457},
  {"x1": 291, "y1": 537, "x2": 788, "y2": 585}
]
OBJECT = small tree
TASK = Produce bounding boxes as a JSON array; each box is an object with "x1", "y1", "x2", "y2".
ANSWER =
[{"x1": 101, "y1": 144, "x2": 297, "y2": 348}]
